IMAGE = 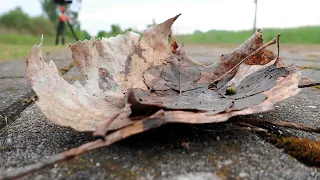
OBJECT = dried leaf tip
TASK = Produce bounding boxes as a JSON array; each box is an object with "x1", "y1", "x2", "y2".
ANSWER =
[
  {"x1": 38, "y1": 34, "x2": 44, "y2": 47},
  {"x1": 164, "y1": 14, "x2": 182, "y2": 26},
  {"x1": 175, "y1": 13, "x2": 182, "y2": 19}
]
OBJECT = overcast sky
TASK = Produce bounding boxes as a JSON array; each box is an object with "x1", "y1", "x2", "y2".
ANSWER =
[{"x1": 1, "y1": 0, "x2": 320, "y2": 35}]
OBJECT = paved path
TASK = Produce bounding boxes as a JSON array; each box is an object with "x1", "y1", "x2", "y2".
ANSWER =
[{"x1": 0, "y1": 45, "x2": 319, "y2": 180}]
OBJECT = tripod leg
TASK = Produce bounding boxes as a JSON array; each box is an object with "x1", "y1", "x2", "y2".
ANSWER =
[
  {"x1": 55, "y1": 23, "x2": 61, "y2": 45},
  {"x1": 55, "y1": 21, "x2": 64, "y2": 45},
  {"x1": 55, "y1": 35, "x2": 59, "y2": 45},
  {"x1": 61, "y1": 21, "x2": 65, "y2": 45},
  {"x1": 67, "y1": 21, "x2": 79, "y2": 41}
]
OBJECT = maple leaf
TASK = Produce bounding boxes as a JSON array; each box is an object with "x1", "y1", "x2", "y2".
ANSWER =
[
  {"x1": 25, "y1": 14, "x2": 301, "y2": 133},
  {"x1": 26, "y1": 15, "x2": 180, "y2": 131}
]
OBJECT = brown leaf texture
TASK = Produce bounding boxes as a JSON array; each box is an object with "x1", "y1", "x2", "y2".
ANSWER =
[
  {"x1": 197, "y1": 30, "x2": 264, "y2": 83},
  {"x1": 26, "y1": 15, "x2": 180, "y2": 131},
  {"x1": 25, "y1": 14, "x2": 301, "y2": 133}
]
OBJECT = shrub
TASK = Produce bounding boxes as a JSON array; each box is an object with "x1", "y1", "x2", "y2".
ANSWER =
[
  {"x1": 30, "y1": 16, "x2": 55, "y2": 35},
  {"x1": 0, "y1": 7, "x2": 31, "y2": 32}
]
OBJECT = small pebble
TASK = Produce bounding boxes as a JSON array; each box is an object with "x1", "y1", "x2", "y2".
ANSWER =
[
  {"x1": 96, "y1": 162, "x2": 100, "y2": 167},
  {"x1": 239, "y1": 172, "x2": 249, "y2": 178},
  {"x1": 6, "y1": 138, "x2": 13, "y2": 145},
  {"x1": 222, "y1": 159, "x2": 233, "y2": 166},
  {"x1": 216, "y1": 136, "x2": 220, "y2": 141},
  {"x1": 307, "y1": 105, "x2": 316, "y2": 109}
]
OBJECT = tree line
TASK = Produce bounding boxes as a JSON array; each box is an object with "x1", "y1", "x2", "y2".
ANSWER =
[
  {"x1": 0, "y1": 0, "x2": 90, "y2": 40},
  {"x1": 0, "y1": 0, "x2": 158, "y2": 40}
]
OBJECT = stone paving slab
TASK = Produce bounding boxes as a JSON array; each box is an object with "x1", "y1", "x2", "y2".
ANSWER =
[
  {"x1": 0, "y1": 49, "x2": 72, "y2": 78},
  {"x1": 0, "y1": 48, "x2": 73, "y2": 127},
  {"x1": 0, "y1": 104, "x2": 319, "y2": 180},
  {"x1": 0, "y1": 45, "x2": 319, "y2": 180},
  {"x1": 0, "y1": 78, "x2": 31, "y2": 112}
]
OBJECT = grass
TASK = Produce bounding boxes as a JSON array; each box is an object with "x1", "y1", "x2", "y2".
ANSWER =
[
  {"x1": 177, "y1": 26, "x2": 320, "y2": 44},
  {"x1": 1, "y1": 26, "x2": 320, "y2": 61},
  {"x1": 0, "y1": 32, "x2": 76, "y2": 61},
  {"x1": 0, "y1": 44, "x2": 64, "y2": 61}
]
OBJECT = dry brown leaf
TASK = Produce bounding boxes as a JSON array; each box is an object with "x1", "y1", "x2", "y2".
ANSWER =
[
  {"x1": 25, "y1": 14, "x2": 300, "y2": 134},
  {"x1": 197, "y1": 30, "x2": 264, "y2": 83},
  {"x1": 244, "y1": 49, "x2": 275, "y2": 65},
  {"x1": 26, "y1": 15, "x2": 180, "y2": 131},
  {"x1": 128, "y1": 59, "x2": 300, "y2": 121}
]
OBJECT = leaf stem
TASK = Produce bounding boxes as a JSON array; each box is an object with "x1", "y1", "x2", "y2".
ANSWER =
[
  {"x1": 298, "y1": 82, "x2": 320, "y2": 88},
  {"x1": 211, "y1": 37, "x2": 277, "y2": 86}
]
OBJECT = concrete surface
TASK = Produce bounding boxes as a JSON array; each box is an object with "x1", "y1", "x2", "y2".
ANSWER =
[
  {"x1": 0, "y1": 44, "x2": 319, "y2": 180},
  {"x1": 0, "y1": 49, "x2": 73, "y2": 127}
]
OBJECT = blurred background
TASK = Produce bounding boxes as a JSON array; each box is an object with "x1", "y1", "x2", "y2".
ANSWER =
[{"x1": 0, "y1": 0, "x2": 320, "y2": 61}]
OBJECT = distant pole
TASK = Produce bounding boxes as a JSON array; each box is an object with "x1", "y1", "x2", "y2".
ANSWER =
[{"x1": 253, "y1": 0, "x2": 258, "y2": 33}]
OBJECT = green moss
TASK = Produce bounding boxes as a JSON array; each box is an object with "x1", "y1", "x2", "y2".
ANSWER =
[
  {"x1": 103, "y1": 162, "x2": 152, "y2": 180},
  {"x1": 205, "y1": 155, "x2": 217, "y2": 163},
  {"x1": 0, "y1": 146, "x2": 9, "y2": 151},
  {"x1": 23, "y1": 96, "x2": 36, "y2": 105},
  {"x1": 268, "y1": 133, "x2": 320, "y2": 167},
  {"x1": 279, "y1": 137, "x2": 320, "y2": 165},
  {"x1": 58, "y1": 157, "x2": 92, "y2": 176},
  {"x1": 109, "y1": 170, "x2": 142, "y2": 180}
]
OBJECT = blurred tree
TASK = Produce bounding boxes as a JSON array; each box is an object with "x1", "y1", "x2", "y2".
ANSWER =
[
  {"x1": 0, "y1": 7, "x2": 31, "y2": 31},
  {"x1": 97, "y1": 30, "x2": 107, "y2": 38},
  {"x1": 83, "y1": 30, "x2": 91, "y2": 39},
  {"x1": 74, "y1": 29, "x2": 91, "y2": 40},
  {"x1": 39, "y1": 0, "x2": 59, "y2": 22},
  {"x1": 0, "y1": 7, "x2": 55, "y2": 35},
  {"x1": 110, "y1": 24, "x2": 122, "y2": 36},
  {"x1": 123, "y1": 28, "x2": 133, "y2": 33},
  {"x1": 29, "y1": 15, "x2": 55, "y2": 35},
  {"x1": 67, "y1": 0, "x2": 82, "y2": 30}
]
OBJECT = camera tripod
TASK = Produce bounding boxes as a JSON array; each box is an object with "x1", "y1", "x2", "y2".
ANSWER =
[{"x1": 54, "y1": 0, "x2": 79, "y2": 45}]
